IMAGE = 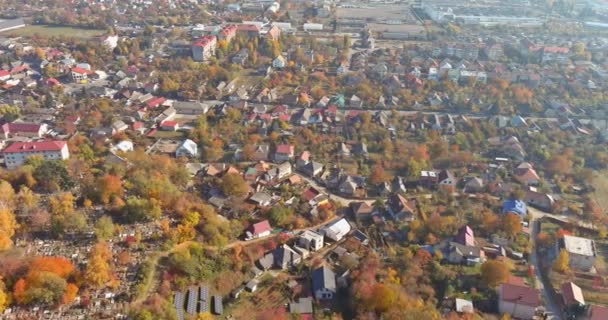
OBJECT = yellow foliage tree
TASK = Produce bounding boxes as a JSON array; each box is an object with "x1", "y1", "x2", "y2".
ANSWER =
[
  {"x1": 84, "y1": 242, "x2": 112, "y2": 288},
  {"x1": 196, "y1": 312, "x2": 213, "y2": 320},
  {"x1": 0, "y1": 276, "x2": 7, "y2": 313},
  {"x1": 0, "y1": 207, "x2": 17, "y2": 251},
  {"x1": 553, "y1": 249, "x2": 570, "y2": 273}
]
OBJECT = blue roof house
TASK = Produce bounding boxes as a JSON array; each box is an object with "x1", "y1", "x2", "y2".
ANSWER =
[{"x1": 502, "y1": 199, "x2": 527, "y2": 216}]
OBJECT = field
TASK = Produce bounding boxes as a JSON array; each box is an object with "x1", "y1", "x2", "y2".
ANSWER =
[
  {"x1": 1, "y1": 25, "x2": 105, "y2": 39},
  {"x1": 592, "y1": 170, "x2": 608, "y2": 212}
]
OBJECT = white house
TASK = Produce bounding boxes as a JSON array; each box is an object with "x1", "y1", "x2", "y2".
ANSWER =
[
  {"x1": 272, "y1": 55, "x2": 286, "y2": 69},
  {"x1": 559, "y1": 235, "x2": 597, "y2": 271},
  {"x1": 320, "y1": 218, "x2": 351, "y2": 242},
  {"x1": 175, "y1": 139, "x2": 198, "y2": 158},
  {"x1": 298, "y1": 230, "x2": 324, "y2": 251},
  {"x1": 2, "y1": 141, "x2": 70, "y2": 169},
  {"x1": 111, "y1": 140, "x2": 134, "y2": 153}
]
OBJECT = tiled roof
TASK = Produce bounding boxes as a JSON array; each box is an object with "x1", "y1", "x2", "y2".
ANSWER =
[{"x1": 3, "y1": 140, "x2": 66, "y2": 153}]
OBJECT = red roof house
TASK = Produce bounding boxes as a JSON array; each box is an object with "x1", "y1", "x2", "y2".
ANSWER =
[{"x1": 247, "y1": 220, "x2": 272, "y2": 239}]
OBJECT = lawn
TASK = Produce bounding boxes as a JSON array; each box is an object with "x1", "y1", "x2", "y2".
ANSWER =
[
  {"x1": 1, "y1": 25, "x2": 105, "y2": 39},
  {"x1": 592, "y1": 170, "x2": 608, "y2": 212},
  {"x1": 150, "y1": 130, "x2": 186, "y2": 139}
]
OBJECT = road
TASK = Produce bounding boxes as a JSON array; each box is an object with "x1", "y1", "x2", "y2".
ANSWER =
[{"x1": 529, "y1": 207, "x2": 563, "y2": 320}]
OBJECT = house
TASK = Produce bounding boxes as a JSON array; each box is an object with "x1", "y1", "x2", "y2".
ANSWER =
[
  {"x1": 558, "y1": 235, "x2": 597, "y2": 271},
  {"x1": 386, "y1": 193, "x2": 415, "y2": 221},
  {"x1": 232, "y1": 48, "x2": 249, "y2": 65},
  {"x1": 252, "y1": 144, "x2": 270, "y2": 161},
  {"x1": 192, "y1": 36, "x2": 217, "y2": 62},
  {"x1": 0, "y1": 122, "x2": 48, "y2": 139},
  {"x1": 298, "y1": 230, "x2": 324, "y2": 251},
  {"x1": 437, "y1": 169, "x2": 457, "y2": 192},
  {"x1": 561, "y1": 282, "x2": 585, "y2": 308},
  {"x1": 350, "y1": 95, "x2": 362, "y2": 108},
  {"x1": 159, "y1": 120, "x2": 179, "y2": 131},
  {"x1": 111, "y1": 140, "x2": 134, "y2": 153},
  {"x1": 276, "y1": 162, "x2": 292, "y2": 179},
  {"x1": 350, "y1": 201, "x2": 374, "y2": 221},
  {"x1": 454, "y1": 298, "x2": 474, "y2": 314},
  {"x1": 273, "y1": 244, "x2": 302, "y2": 270},
  {"x1": 176, "y1": 139, "x2": 198, "y2": 158},
  {"x1": 419, "y1": 170, "x2": 438, "y2": 189},
  {"x1": 464, "y1": 177, "x2": 484, "y2": 193},
  {"x1": 249, "y1": 192, "x2": 272, "y2": 207},
  {"x1": 498, "y1": 283, "x2": 540, "y2": 320},
  {"x1": 513, "y1": 167, "x2": 540, "y2": 186},
  {"x1": 312, "y1": 265, "x2": 336, "y2": 300},
  {"x1": 289, "y1": 297, "x2": 313, "y2": 317},
  {"x1": 455, "y1": 225, "x2": 476, "y2": 247},
  {"x1": 524, "y1": 188, "x2": 554, "y2": 212},
  {"x1": 502, "y1": 199, "x2": 527, "y2": 216},
  {"x1": 320, "y1": 218, "x2": 351, "y2": 242},
  {"x1": 245, "y1": 279, "x2": 260, "y2": 292},
  {"x1": 246, "y1": 220, "x2": 272, "y2": 240},
  {"x1": 444, "y1": 242, "x2": 486, "y2": 265},
  {"x1": 338, "y1": 175, "x2": 366, "y2": 197},
  {"x1": 172, "y1": 101, "x2": 210, "y2": 115},
  {"x1": 273, "y1": 55, "x2": 286, "y2": 69},
  {"x1": 274, "y1": 144, "x2": 294, "y2": 162},
  {"x1": 70, "y1": 67, "x2": 92, "y2": 83},
  {"x1": 2, "y1": 140, "x2": 70, "y2": 169},
  {"x1": 302, "y1": 161, "x2": 324, "y2": 177},
  {"x1": 112, "y1": 120, "x2": 129, "y2": 134},
  {"x1": 587, "y1": 305, "x2": 608, "y2": 320}
]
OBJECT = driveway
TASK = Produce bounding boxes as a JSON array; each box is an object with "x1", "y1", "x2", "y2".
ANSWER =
[{"x1": 529, "y1": 207, "x2": 563, "y2": 320}]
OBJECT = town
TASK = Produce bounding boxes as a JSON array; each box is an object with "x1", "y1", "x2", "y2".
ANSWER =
[{"x1": 0, "y1": 0, "x2": 608, "y2": 319}]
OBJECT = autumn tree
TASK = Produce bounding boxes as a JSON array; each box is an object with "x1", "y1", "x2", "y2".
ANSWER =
[
  {"x1": 220, "y1": 173, "x2": 249, "y2": 198},
  {"x1": 121, "y1": 197, "x2": 162, "y2": 223},
  {"x1": 33, "y1": 160, "x2": 74, "y2": 193},
  {"x1": 553, "y1": 249, "x2": 570, "y2": 273},
  {"x1": 94, "y1": 175, "x2": 123, "y2": 204},
  {"x1": 0, "y1": 207, "x2": 17, "y2": 251},
  {"x1": 368, "y1": 164, "x2": 390, "y2": 185},
  {"x1": 501, "y1": 213, "x2": 522, "y2": 239},
  {"x1": 481, "y1": 260, "x2": 510, "y2": 288},
  {"x1": 0, "y1": 276, "x2": 7, "y2": 312},
  {"x1": 85, "y1": 242, "x2": 113, "y2": 288},
  {"x1": 545, "y1": 154, "x2": 573, "y2": 176},
  {"x1": 13, "y1": 256, "x2": 77, "y2": 305}
]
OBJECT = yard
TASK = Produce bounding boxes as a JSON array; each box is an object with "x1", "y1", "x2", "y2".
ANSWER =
[
  {"x1": 150, "y1": 130, "x2": 187, "y2": 139},
  {"x1": 223, "y1": 275, "x2": 291, "y2": 319},
  {"x1": 592, "y1": 170, "x2": 608, "y2": 212},
  {"x1": 1, "y1": 25, "x2": 106, "y2": 38}
]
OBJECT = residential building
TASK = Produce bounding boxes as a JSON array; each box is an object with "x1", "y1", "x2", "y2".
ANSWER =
[
  {"x1": 587, "y1": 305, "x2": 608, "y2": 320},
  {"x1": 524, "y1": 188, "x2": 555, "y2": 212},
  {"x1": 502, "y1": 199, "x2": 527, "y2": 216},
  {"x1": 455, "y1": 225, "x2": 476, "y2": 247},
  {"x1": 273, "y1": 244, "x2": 302, "y2": 270},
  {"x1": 0, "y1": 122, "x2": 48, "y2": 139},
  {"x1": 558, "y1": 235, "x2": 597, "y2": 271},
  {"x1": 175, "y1": 139, "x2": 198, "y2": 158},
  {"x1": 498, "y1": 283, "x2": 540, "y2": 320},
  {"x1": 438, "y1": 169, "x2": 457, "y2": 193},
  {"x1": 273, "y1": 55, "x2": 286, "y2": 69},
  {"x1": 386, "y1": 193, "x2": 415, "y2": 221},
  {"x1": 350, "y1": 201, "x2": 374, "y2": 221},
  {"x1": 298, "y1": 230, "x2": 324, "y2": 251},
  {"x1": 444, "y1": 242, "x2": 486, "y2": 265},
  {"x1": 320, "y1": 218, "x2": 351, "y2": 242},
  {"x1": 561, "y1": 282, "x2": 585, "y2": 308},
  {"x1": 312, "y1": 265, "x2": 336, "y2": 300},
  {"x1": 2, "y1": 140, "x2": 70, "y2": 169},
  {"x1": 192, "y1": 36, "x2": 217, "y2": 62},
  {"x1": 246, "y1": 220, "x2": 272, "y2": 240},
  {"x1": 274, "y1": 144, "x2": 294, "y2": 162},
  {"x1": 542, "y1": 46, "x2": 570, "y2": 64},
  {"x1": 218, "y1": 25, "x2": 237, "y2": 43},
  {"x1": 289, "y1": 297, "x2": 313, "y2": 317},
  {"x1": 70, "y1": 67, "x2": 91, "y2": 83}
]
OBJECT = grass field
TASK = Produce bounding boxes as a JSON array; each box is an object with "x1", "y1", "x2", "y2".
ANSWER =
[
  {"x1": 1, "y1": 25, "x2": 105, "y2": 39},
  {"x1": 592, "y1": 170, "x2": 608, "y2": 212}
]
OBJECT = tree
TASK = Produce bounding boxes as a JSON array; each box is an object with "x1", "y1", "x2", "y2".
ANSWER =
[
  {"x1": 95, "y1": 175, "x2": 123, "y2": 204},
  {"x1": 121, "y1": 197, "x2": 162, "y2": 223},
  {"x1": 553, "y1": 249, "x2": 570, "y2": 273},
  {"x1": 481, "y1": 260, "x2": 510, "y2": 288},
  {"x1": 17, "y1": 186, "x2": 38, "y2": 213},
  {"x1": 268, "y1": 205, "x2": 293, "y2": 227},
  {"x1": 368, "y1": 164, "x2": 390, "y2": 185},
  {"x1": 545, "y1": 154, "x2": 573, "y2": 176},
  {"x1": 197, "y1": 313, "x2": 214, "y2": 320},
  {"x1": 501, "y1": 213, "x2": 522, "y2": 239},
  {"x1": 84, "y1": 242, "x2": 112, "y2": 288},
  {"x1": 0, "y1": 277, "x2": 7, "y2": 312},
  {"x1": 0, "y1": 207, "x2": 17, "y2": 251},
  {"x1": 0, "y1": 181, "x2": 15, "y2": 208},
  {"x1": 220, "y1": 173, "x2": 249, "y2": 198},
  {"x1": 94, "y1": 215, "x2": 115, "y2": 240},
  {"x1": 33, "y1": 161, "x2": 74, "y2": 193}
]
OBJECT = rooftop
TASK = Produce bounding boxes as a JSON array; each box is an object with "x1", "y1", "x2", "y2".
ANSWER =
[{"x1": 562, "y1": 235, "x2": 596, "y2": 257}]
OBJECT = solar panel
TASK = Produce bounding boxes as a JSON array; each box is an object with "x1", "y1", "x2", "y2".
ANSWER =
[
  {"x1": 199, "y1": 299, "x2": 209, "y2": 313},
  {"x1": 173, "y1": 291, "x2": 184, "y2": 310},
  {"x1": 186, "y1": 287, "x2": 198, "y2": 315},
  {"x1": 213, "y1": 295, "x2": 223, "y2": 315},
  {"x1": 199, "y1": 286, "x2": 209, "y2": 302}
]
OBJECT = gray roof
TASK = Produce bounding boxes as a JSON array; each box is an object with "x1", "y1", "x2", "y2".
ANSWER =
[
  {"x1": 273, "y1": 244, "x2": 301, "y2": 268},
  {"x1": 0, "y1": 18, "x2": 25, "y2": 32},
  {"x1": 312, "y1": 265, "x2": 336, "y2": 293},
  {"x1": 289, "y1": 297, "x2": 313, "y2": 314}
]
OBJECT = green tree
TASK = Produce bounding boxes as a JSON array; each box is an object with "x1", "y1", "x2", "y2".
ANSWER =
[
  {"x1": 220, "y1": 173, "x2": 248, "y2": 198},
  {"x1": 33, "y1": 161, "x2": 74, "y2": 193},
  {"x1": 121, "y1": 197, "x2": 162, "y2": 223},
  {"x1": 268, "y1": 205, "x2": 293, "y2": 227},
  {"x1": 94, "y1": 215, "x2": 115, "y2": 240}
]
